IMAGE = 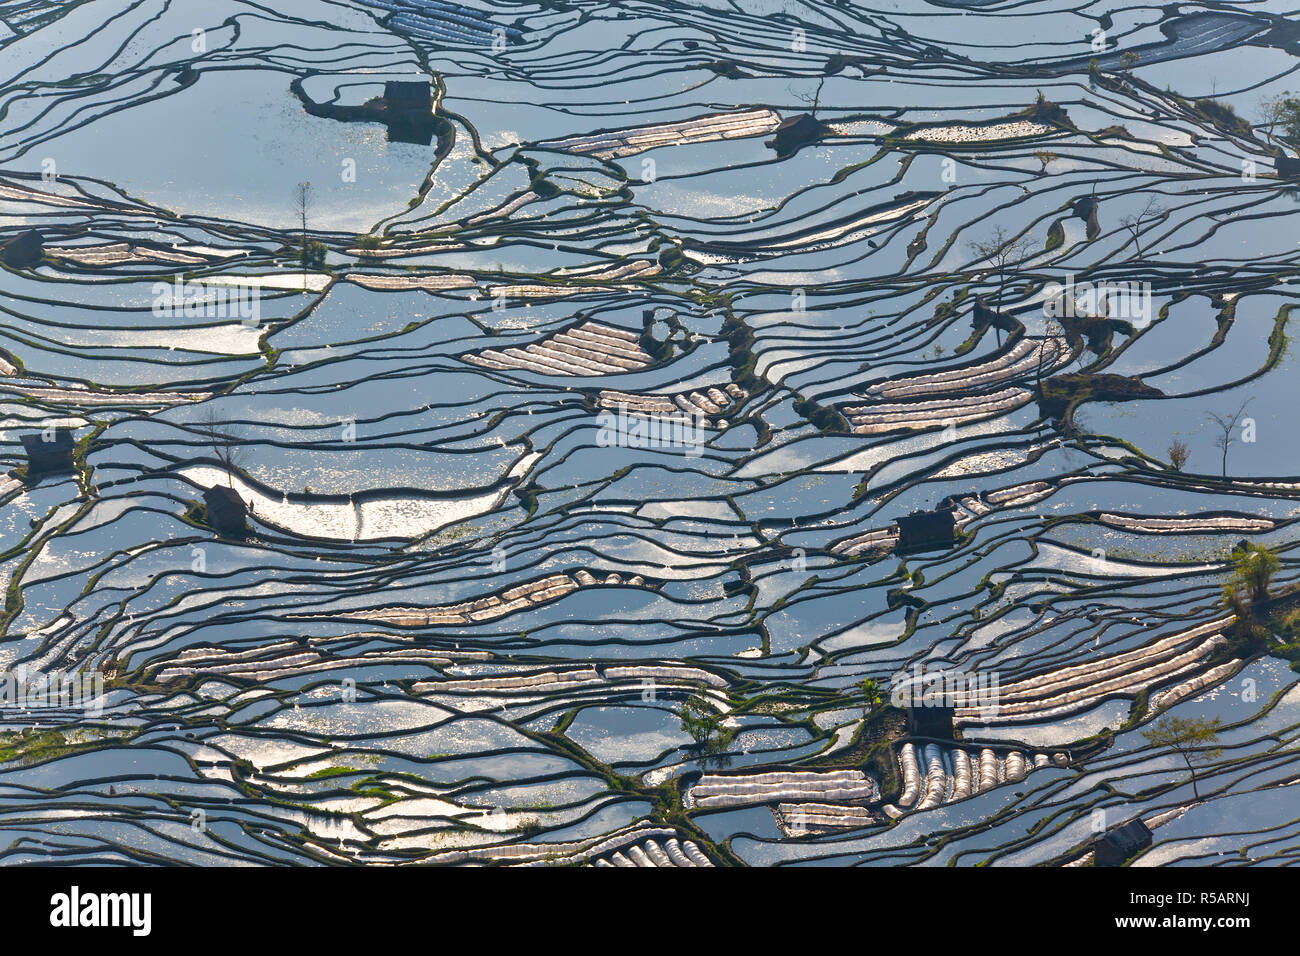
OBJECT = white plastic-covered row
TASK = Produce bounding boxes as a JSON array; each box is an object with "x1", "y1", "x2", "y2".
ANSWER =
[
  {"x1": 598, "y1": 383, "x2": 747, "y2": 430},
  {"x1": 537, "y1": 108, "x2": 782, "y2": 159},
  {"x1": 1098, "y1": 513, "x2": 1274, "y2": 534},
  {"x1": 983, "y1": 480, "x2": 1053, "y2": 506},
  {"x1": 466, "y1": 322, "x2": 653, "y2": 377},
  {"x1": 978, "y1": 748, "x2": 1001, "y2": 791},
  {"x1": 775, "y1": 801, "x2": 874, "y2": 833},
  {"x1": 831, "y1": 526, "x2": 900, "y2": 557},
  {"x1": 864, "y1": 336, "x2": 1069, "y2": 400},
  {"x1": 424, "y1": 822, "x2": 678, "y2": 865},
  {"x1": 412, "y1": 661, "x2": 726, "y2": 698},
  {"x1": 843, "y1": 387, "x2": 1031, "y2": 434},
  {"x1": 951, "y1": 748, "x2": 973, "y2": 799},
  {"x1": 897, "y1": 743, "x2": 922, "y2": 808},
  {"x1": 592, "y1": 837, "x2": 713, "y2": 867},
  {"x1": 915, "y1": 744, "x2": 950, "y2": 810},
  {"x1": 604, "y1": 664, "x2": 729, "y2": 689},
  {"x1": 970, "y1": 640, "x2": 1226, "y2": 720},
  {"x1": 689, "y1": 769, "x2": 877, "y2": 809},
  {"x1": 892, "y1": 745, "x2": 1050, "y2": 814},
  {"x1": 1004, "y1": 751, "x2": 1027, "y2": 782},
  {"x1": 1150, "y1": 659, "x2": 1243, "y2": 711},
  {"x1": 340, "y1": 570, "x2": 655, "y2": 629},
  {"x1": 954, "y1": 620, "x2": 1231, "y2": 724}
]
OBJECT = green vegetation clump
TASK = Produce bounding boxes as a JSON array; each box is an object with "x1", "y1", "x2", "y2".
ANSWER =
[
  {"x1": 1141, "y1": 715, "x2": 1222, "y2": 799},
  {"x1": 0, "y1": 730, "x2": 71, "y2": 766},
  {"x1": 300, "y1": 240, "x2": 327, "y2": 270},
  {"x1": 531, "y1": 177, "x2": 560, "y2": 200},
  {"x1": 1219, "y1": 543, "x2": 1293, "y2": 660},
  {"x1": 1192, "y1": 98, "x2": 1252, "y2": 137},
  {"x1": 1276, "y1": 609, "x2": 1300, "y2": 644},
  {"x1": 792, "y1": 397, "x2": 847, "y2": 433},
  {"x1": 1022, "y1": 90, "x2": 1069, "y2": 125},
  {"x1": 1037, "y1": 372, "x2": 1162, "y2": 421},
  {"x1": 657, "y1": 243, "x2": 686, "y2": 271},
  {"x1": 680, "y1": 694, "x2": 731, "y2": 757},
  {"x1": 1262, "y1": 94, "x2": 1300, "y2": 149},
  {"x1": 307, "y1": 766, "x2": 357, "y2": 779},
  {"x1": 1224, "y1": 542, "x2": 1281, "y2": 609},
  {"x1": 1044, "y1": 218, "x2": 1065, "y2": 251},
  {"x1": 720, "y1": 313, "x2": 760, "y2": 394}
]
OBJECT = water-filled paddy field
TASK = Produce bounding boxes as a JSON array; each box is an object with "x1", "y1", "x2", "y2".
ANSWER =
[{"x1": 1, "y1": 0, "x2": 1299, "y2": 869}]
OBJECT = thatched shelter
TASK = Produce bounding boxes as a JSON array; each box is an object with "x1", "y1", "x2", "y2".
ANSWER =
[
  {"x1": 2, "y1": 230, "x2": 43, "y2": 269},
  {"x1": 767, "y1": 113, "x2": 825, "y2": 157},
  {"x1": 896, "y1": 507, "x2": 956, "y2": 553},
  {"x1": 203, "y1": 485, "x2": 249, "y2": 538},
  {"x1": 1093, "y1": 819, "x2": 1152, "y2": 866},
  {"x1": 20, "y1": 429, "x2": 75, "y2": 477},
  {"x1": 383, "y1": 81, "x2": 434, "y2": 144},
  {"x1": 906, "y1": 705, "x2": 955, "y2": 740}
]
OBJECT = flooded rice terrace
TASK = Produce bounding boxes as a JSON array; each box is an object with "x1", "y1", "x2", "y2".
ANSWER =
[{"x1": 0, "y1": 0, "x2": 1299, "y2": 869}]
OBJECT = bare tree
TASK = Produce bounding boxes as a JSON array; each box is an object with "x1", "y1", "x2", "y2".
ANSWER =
[
  {"x1": 967, "y1": 226, "x2": 1035, "y2": 345},
  {"x1": 1120, "y1": 196, "x2": 1166, "y2": 258},
  {"x1": 788, "y1": 77, "x2": 826, "y2": 119},
  {"x1": 1205, "y1": 398, "x2": 1251, "y2": 478},
  {"x1": 198, "y1": 409, "x2": 246, "y2": 488},
  {"x1": 1260, "y1": 92, "x2": 1300, "y2": 152},
  {"x1": 1260, "y1": 93, "x2": 1286, "y2": 140},
  {"x1": 293, "y1": 181, "x2": 322, "y2": 290},
  {"x1": 1141, "y1": 715, "x2": 1222, "y2": 800},
  {"x1": 1036, "y1": 316, "x2": 1064, "y2": 389},
  {"x1": 1168, "y1": 439, "x2": 1189, "y2": 471},
  {"x1": 294, "y1": 181, "x2": 313, "y2": 251}
]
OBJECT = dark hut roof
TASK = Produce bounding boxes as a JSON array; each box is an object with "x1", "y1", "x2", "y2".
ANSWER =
[
  {"x1": 2, "y1": 230, "x2": 43, "y2": 268},
  {"x1": 972, "y1": 296, "x2": 1001, "y2": 325},
  {"x1": 895, "y1": 507, "x2": 957, "y2": 554},
  {"x1": 20, "y1": 430, "x2": 74, "y2": 454},
  {"x1": 384, "y1": 80, "x2": 432, "y2": 103},
  {"x1": 897, "y1": 508, "x2": 955, "y2": 536},
  {"x1": 768, "y1": 113, "x2": 824, "y2": 156},
  {"x1": 20, "y1": 428, "x2": 76, "y2": 478},
  {"x1": 204, "y1": 484, "x2": 244, "y2": 512},
  {"x1": 906, "y1": 705, "x2": 955, "y2": 739},
  {"x1": 775, "y1": 113, "x2": 821, "y2": 135},
  {"x1": 1276, "y1": 155, "x2": 1300, "y2": 179},
  {"x1": 203, "y1": 485, "x2": 248, "y2": 535},
  {"x1": 1094, "y1": 819, "x2": 1152, "y2": 865},
  {"x1": 1071, "y1": 196, "x2": 1099, "y2": 220}
]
